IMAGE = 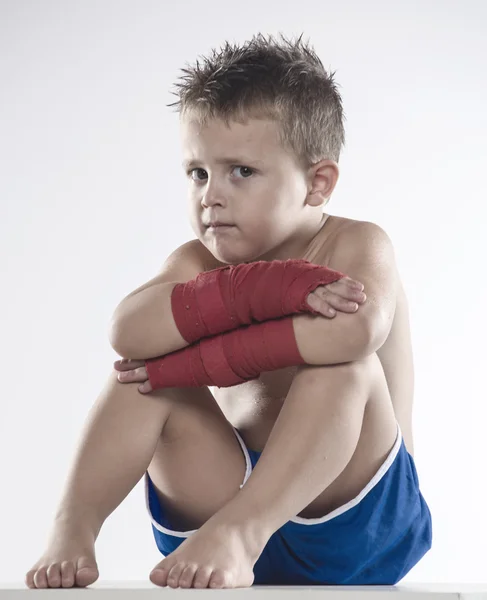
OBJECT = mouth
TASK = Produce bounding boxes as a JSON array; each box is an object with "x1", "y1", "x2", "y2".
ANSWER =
[{"x1": 206, "y1": 224, "x2": 235, "y2": 231}]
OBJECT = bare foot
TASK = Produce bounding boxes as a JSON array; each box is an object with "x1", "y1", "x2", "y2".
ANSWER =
[
  {"x1": 25, "y1": 520, "x2": 99, "y2": 589},
  {"x1": 149, "y1": 522, "x2": 260, "y2": 589}
]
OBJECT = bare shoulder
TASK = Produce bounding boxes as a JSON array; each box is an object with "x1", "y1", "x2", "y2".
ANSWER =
[
  {"x1": 318, "y1": 216, "x2": 396, "y2": 271},
  {"x1": 161, "y1": 238, "x2": 217, "y2": 277},
  {"x1": 120, "y1": 238, "x2": 216, "y2": 303},
  {"x1": 313, "y1": 215, "x2": 392, "y2": 265},
  {"x1": 156, "y1": 237, "x2": 227, "y2": 279},
  {"x1": 316, "y1": 215, "x2": 402, "y2": 323},
  {"x1": 150, "y1": 238, "x2": 209, "y2": 281}
]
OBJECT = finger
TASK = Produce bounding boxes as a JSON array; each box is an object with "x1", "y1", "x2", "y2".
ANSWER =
[
  {"x1": 307, "y1": 294, "x2": 336, "y2": 317},
  {"x1": 319, "y1": 282, "x2": 366, "y2": 303},
  {"x1": 327, "y1": 295, "x2": 359, "y2": 312},
  {"x1": 338, "y1": 285, "x2": 366, "y2": 302},
  {"x1": 344, "y1": 277, "x2": 364, "y2": 290},
  {"x1": 114, "y1": 359, "x2": 145, "y2": 371},
  {"x1": 138, "y1": 381, "x2": 153, "y2": 394},
  {"x1": 117, "y1": 367, "x2": 148, "y2": 382}
]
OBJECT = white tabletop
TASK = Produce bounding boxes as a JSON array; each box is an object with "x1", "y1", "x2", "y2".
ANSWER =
[{"x1": 2, "y1": 581, "x2": 487, "y2": 599}]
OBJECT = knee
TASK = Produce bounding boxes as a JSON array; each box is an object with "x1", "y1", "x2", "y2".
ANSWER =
[
  {"x1": 347, "y1": 352, "x2": 381, "y2": 379},
  {"x1": 295, "y1": 352, "x2": 379, "y2": 385},
  {"x1": 150, "y1": 384, "x2": 221, "y2": 419}
]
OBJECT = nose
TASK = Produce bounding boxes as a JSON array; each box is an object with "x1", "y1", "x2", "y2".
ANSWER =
[{"x1": 201, "y1": 179, "x2": 226, "y2": 208}]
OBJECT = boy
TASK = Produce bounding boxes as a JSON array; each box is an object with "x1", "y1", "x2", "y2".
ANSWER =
[{"x1": 26, "y1": 33, "x2": 432, "y2": 589}]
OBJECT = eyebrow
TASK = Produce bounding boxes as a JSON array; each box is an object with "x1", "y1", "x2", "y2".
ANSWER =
[{"x1": 182, "y1": 157, "x2": 264, "y2": 168}]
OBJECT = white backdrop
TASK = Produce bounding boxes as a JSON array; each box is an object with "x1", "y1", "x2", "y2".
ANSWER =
[{"x1": 1, "y1": 0, "x2": 486, "y2": 585}]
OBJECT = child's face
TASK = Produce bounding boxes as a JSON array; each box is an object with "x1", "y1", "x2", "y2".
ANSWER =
[{"x1": 180, "y1": 112, "x2": 313, "y2": 264}]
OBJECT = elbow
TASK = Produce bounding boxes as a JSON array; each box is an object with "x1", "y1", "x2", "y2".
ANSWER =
[
  {"x1": 301, "y1": 313, "x2": 371, "y2": 365},
  {"x1": 360, "y1": 308, "x2": 394, "y2": 357},
  {"x1": 109, "y1": 310, "x2": 186, "y2": 361},
  {"x1": 108, "y1": 316, "x2": 134, "y2": 359},
  {"x1": 350, "y1": 318, "x2": 374, "y2": 361}
]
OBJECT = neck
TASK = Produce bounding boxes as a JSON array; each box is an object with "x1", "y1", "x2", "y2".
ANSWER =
[{"x1": 257, "y1": 212, "x2": 330, "y2": 262}]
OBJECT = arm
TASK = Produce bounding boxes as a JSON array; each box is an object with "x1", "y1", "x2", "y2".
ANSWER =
[
  {"x1": 112, "y1": 284, "x2": 365, "y2": 365},
  {"x1": 109, "y1": 240, "x2": 206, "y2": 359},
  {"x1": 112, "y1": 221, "x2": 395, "y2": 365},
  {"x1": 110, "y1": 256, "x2": 347, "y2": 361},
  {"x1": 143, "y1": 223, "x2": 397, "y2": 390},
  {"x1": 110, "y1": 281, "x2": 188, "y2": 360},
  {"x1": 307, "y1": 221, "x2": 398, "y2": 362}
]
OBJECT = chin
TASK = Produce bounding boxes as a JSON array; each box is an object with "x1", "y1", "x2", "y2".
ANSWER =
[
  {"x1": 197, "y1": 227, "x2": 270, "y2": 265},
  {"x1": 206, "y1": 243, "x2": 260, "y2": 265},
  {"x1": 210, "y1": 251, "x2": 244, "y2": 265}
]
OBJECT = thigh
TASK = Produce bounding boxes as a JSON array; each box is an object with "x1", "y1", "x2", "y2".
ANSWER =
[{"x1": 147, "y1": 385, "x2": 248, "y2": 531}]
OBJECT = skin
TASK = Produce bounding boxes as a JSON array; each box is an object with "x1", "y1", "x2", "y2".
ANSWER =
[
  {"x1": 180, "y1": 110, "x2": 339, "y2": 264},
  {"x1": 116, "y1": 112, "x2": 362, "y2": 396},
  {"x1": 142, "y1": 113, "x2": 363, "y2": 589},
  {"x1": 25, "y1": 113, "x2": 370, "y2": 590}
]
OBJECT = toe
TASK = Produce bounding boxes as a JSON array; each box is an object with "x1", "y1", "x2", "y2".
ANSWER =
[
  {"x1": 25, "y1": 569, "x2": 36, "y2": 589},
  {"x1": 75, "y1": 556, "x2": 99, "y2": 587},
  {"x1": 33, "y1": 567, "x2": 48, "y2": 589},
  {"x1": 179, "y1": 564, "x2": 198, "y2": 588},
  {"x1": 193, "y1": 566, "x2": 213, "y2": 589},
  {"x1": 76, "y1": 567, "x2": 99, "y2": 588},
  {"x1": 150, "y1": 557, "x2": 175, "y2": 587},
  {"x1": 167, "y1": 563, "x2": 185, "y2": 588},
  {"x1": 61, "y1": 561, "x2": 76, "y2": 588},
  {"x1": 149, "y1": 568, "x2": 169, "y2": 587},
  {"x1": 209, "y1": 568, "x2": 228, "y2": 589},
  {"x1": 46, "y1": 563, "x2": 62, "y2": 587}
]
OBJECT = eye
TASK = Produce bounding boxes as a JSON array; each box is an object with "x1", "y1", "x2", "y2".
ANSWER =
[
  {"x1": 232, "y1": 166, "x2": 254, "y2": 179},
  {"x1": 189, "y1": 168, "x2": 207, "y2": 181}
]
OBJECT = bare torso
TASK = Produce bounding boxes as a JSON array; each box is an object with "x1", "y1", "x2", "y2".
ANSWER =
[{"x1": 195, "y1": 214, "x2": 415, "y2": 515}]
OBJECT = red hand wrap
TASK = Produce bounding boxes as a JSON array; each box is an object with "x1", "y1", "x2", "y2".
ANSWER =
[
  {"x1": 171, "y1": 259, "x2": 345, "y2": 344},
  {"x1": 145, "y1": 316, "x2": 305, "y2": 389}
]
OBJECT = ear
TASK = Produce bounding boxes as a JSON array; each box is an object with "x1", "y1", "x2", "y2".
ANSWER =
[{"x1": 306, "y1": 160, "x2": 339, "y2": 207}]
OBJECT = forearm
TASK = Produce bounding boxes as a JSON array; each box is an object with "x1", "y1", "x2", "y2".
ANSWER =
[
  {"x1": 294, "y1": 310, "x2": 370, "y2": 365},
  {"x1": 110, "y1": 259, "x2": 347, "y2": 360},
  {"x1": 144, "y1": 310, "x2": 368, "y2": 390},
  {"x1": 111, "y1": 279, "x2": 367, "y2": 368},
  {"x1": 110, "y1": 282, "x2": 189, "y2": 360}
]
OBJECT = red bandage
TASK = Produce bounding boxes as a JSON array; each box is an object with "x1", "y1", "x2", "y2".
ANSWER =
[
  {"x1": 172, "y1": 259, "x2": 345, "y2": 344},
  {"x1": 145, "y1": 316, "x2": 306, "y2": 389}
]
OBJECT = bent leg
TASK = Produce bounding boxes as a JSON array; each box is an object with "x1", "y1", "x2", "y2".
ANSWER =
[
  {"x1": 146, "y1": 354, "x2": 398, "y2": 590},
  {"x1": 26, "y1": 372, "x2": 246, "y2": 589},
  {"x1": 293, "y1": 351, "x2": 398, "y2": 518},
  {"x1": 203, "y1": 352, "x2": 397, "y2": 539},
  {"x1": 146, "y1": 385, "x2": 248, "y2": 531}
]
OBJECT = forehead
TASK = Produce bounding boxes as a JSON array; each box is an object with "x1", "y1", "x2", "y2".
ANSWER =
[{"x1": 179, "y1": 114, "x2": 284, "y2": 162}]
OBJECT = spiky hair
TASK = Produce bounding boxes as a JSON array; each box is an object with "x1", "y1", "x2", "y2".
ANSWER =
[{"x1": 168, "y1": 33, "x2": 346, "y2": 166}]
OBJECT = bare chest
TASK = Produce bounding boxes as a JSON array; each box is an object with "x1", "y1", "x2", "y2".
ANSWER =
[{"x1": 213, "y1": 366, "x2": 299, "y2": 451}]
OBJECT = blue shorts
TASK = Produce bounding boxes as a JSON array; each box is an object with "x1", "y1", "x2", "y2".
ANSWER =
[{"x1": 145, "y1": 421, "x2": 432, "y2": 585}]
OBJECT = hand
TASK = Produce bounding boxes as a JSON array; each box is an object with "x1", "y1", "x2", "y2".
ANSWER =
[
  {"x1": 113, "y1": 359, "x2": 153, "y2": 393},
  {"x1": 306, "y1": 276, "x2": 366, "y2": 318}
]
